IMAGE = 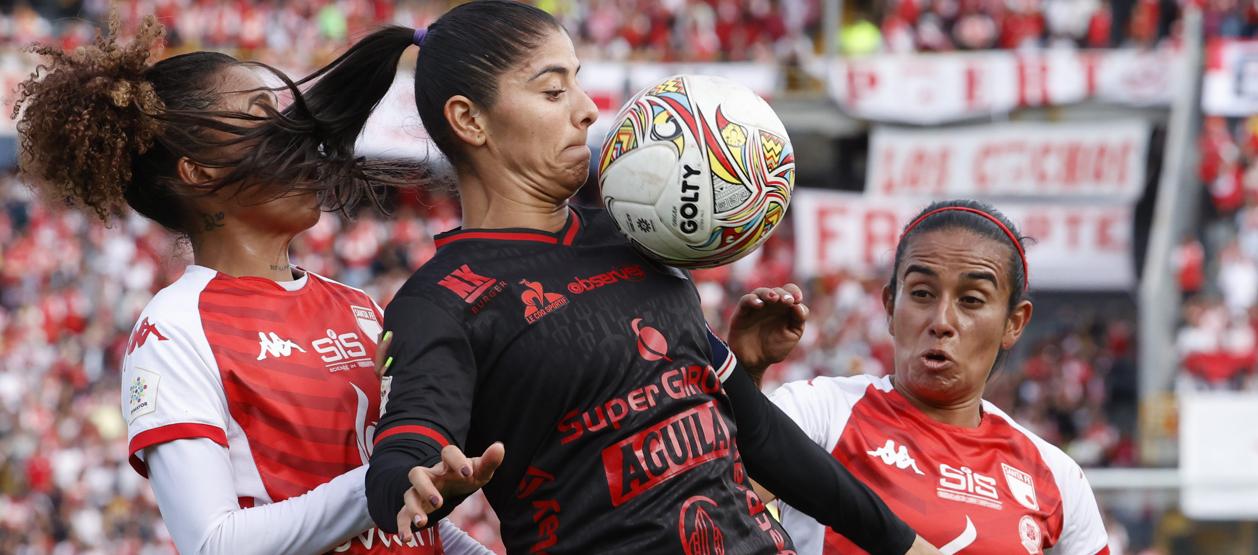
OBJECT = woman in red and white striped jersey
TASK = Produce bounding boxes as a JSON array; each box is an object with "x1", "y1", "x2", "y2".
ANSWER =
[
  {"x1": 732, "y1": 200, "x2": 1110, "y2": 555},
  {"x1": 13, "y1": 15, "x2": 492, "y2": 555}
]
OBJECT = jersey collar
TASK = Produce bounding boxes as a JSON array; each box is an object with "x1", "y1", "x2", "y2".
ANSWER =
[{"x1": 433, "y1": 208, "x2": 583, "y2": 249}]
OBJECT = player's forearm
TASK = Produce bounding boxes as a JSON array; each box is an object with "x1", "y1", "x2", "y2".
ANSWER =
[
  {"x1": 366, "y1": 439, "x2": 450, "y2": 533},
  {"x1": 147, "y1": 439, "x2": 374, "y2": 555},
  {"x1": 722, "y1": 364, "x2": 917, "y2": 555}
]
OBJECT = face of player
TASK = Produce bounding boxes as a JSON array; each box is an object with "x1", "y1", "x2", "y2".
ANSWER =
[
  {"x1": 882, "y1": 229, "x2": 1032, "y2": 413},
  {"x1": 194, "y1": 65, "x2": 321, "y2": 235},
  {"x1": 481, "y1": 28, "x2": 599, "y2": 197}
]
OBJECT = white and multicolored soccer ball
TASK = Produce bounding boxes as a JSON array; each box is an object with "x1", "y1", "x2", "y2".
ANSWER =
[{"x1": 597, "y1": 74, "x2": 796, "y2": 269}]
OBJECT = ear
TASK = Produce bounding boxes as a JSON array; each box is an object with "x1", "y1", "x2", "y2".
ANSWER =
[
  {"x1": 1001, "y1": 299, "x2": 1033, "y2": 350},
  {"x1": 881, "y1": 283, "x2": 896, "y2": 337},
  {"x1": 444, "y1": 95, "x2": 486, "y2": 148},
  {"x1": 176, "y1": 156, "x2": 217, "y2": 189}
]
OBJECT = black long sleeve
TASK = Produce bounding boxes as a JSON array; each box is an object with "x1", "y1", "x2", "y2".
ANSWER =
[{"x1": 722, "y1": 362, "x2": 916, "y2": 555}]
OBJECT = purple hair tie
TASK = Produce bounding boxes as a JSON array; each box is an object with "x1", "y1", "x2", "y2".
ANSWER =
[{"x1": 412, "y1": 27, "x2": 428, "y2": 46}]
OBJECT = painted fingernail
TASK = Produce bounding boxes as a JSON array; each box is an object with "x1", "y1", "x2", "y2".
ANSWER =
[
  {"x1": 461, "y1": 465, "x2": 473, "y2": 477},
  {"x1": 413, "y1": 515, "x2": 423, "y2": 527},
  {"x1": 429, "y1": 495, "x2": 441, "y2": 506},
  {"x1": 384, "y1": 331, "x2": 393, "y2": 342},
  {"x1": 384, "y1": 356, "x2": 394, "y2": 371},
  {"x1": 783, "y1": 294, "x2": 794, "y2": 303}
]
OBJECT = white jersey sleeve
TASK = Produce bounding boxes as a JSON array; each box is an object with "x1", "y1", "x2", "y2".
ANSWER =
[
  {"x1": 147, "y1": 438, "x2": 375, "y2": 555},
  {"x1": 437, "y1": 520, "x2": 495, "y2": 555},
  {"x1": 767, "y1": 375, "x2": 885, "y2": 452},
  {"x1": 122, "y1": 268, "x2": 229, "y2": 476}
]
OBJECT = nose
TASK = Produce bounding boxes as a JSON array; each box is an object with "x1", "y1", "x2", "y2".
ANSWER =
[
  {"x1": 574, "y1": 85, "x2": 599, "y2": 129},
  {"x1": 927, "y1": 299, "x2": 958, "y2": 339}
]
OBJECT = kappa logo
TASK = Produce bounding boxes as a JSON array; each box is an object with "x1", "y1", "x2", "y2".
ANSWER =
[
  {"x1": 1002, "y1": 462, "x2": 1040, "y2": 511},
  {"x1": 127, "y1": 318, "x2": 168, "y2": 355},
  {"x1": 520, "y1": 279, "x2": 568, "y2": 324},
  {"x1": 257, "y1": 331, "x2": 306, "y2": 361},
  {"x1": 867, "y1": 439, "x2": 925, "y2": 475}
]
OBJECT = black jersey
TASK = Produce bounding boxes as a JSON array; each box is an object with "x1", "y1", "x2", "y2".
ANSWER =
[{"x1": 370, "y1": 206, "x2": 793, "y2": 554}]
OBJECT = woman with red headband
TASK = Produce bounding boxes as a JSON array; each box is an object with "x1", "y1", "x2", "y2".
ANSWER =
[{"x1": 730, "y1": 200, "x2": 1110, "y2": 554}]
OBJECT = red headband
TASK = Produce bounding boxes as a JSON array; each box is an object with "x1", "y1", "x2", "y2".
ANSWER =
[{"x1": 901, "y1": 206, "x2": 1029, "y2": 291}]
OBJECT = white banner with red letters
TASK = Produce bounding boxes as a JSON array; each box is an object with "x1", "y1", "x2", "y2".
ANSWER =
[
  {"x1": 792, "y1": 189, "x2": 1134, "y2": 290},
  {"x1": 1202, "y1": 39, "x2": 1258, "y2": 117},
  {"x1": 867, "y1": 120, "x2": 1150, "y2": 201},
  {"x1": 827, "y1": 48, "x2": 1177, "y2": 124}
]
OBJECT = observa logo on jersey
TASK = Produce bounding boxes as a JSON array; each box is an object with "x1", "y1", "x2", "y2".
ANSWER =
[
  {"x1": 127, "y1": 318, "x2": 168, "y2": 355},
  {"x1": 866, "y1": 439, "x2": 925, "y2": 475},
  {"x1": 632, "y1": 318, "x2": 672, "y2": 362},
  {"x1": 567, "y1": 264, "x2": 645, "y2": 294},
  {"x1": 1002, "y1": 462, "x2": 1040, "y2": 511},
  {"x1": 520, "y1": 279, "x2": 568, "y2": 323},
  {"x1": 602, "y1": 400, "x2": 731, "y2": 506}
]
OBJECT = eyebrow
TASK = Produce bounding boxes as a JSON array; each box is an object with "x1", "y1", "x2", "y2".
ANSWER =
[
  {"x1": 904, "y1": 265, "x2": 1000, "y2": 288},
  {"x1": 528, "y1": 64, "x2": 580, "y2": 82}
]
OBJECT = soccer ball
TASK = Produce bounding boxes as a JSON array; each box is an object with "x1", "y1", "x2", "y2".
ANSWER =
[{"x1": 597, "y1": 74, "x2": 795, "y2": 269}]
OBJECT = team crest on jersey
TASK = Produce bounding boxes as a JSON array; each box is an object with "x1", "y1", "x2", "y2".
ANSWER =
[
  {"x1": 520, "y1": 279, "x2": 568, "y2": 324},
  {"x1": 679, "y1": 495, "x2": 725, "y2": 555},
  {"x1": 631, "y1": 318, "x2": 672, "y2": 362},
  {"x1": 1018, "y1": 514, "x2": 1043, "y2": 554},
  {"x1": 1002, "y1": 462, "x2": 1040, "y2": 511},
  {"x1": 125, "y1": 367, "x2": 160, "y2": 423},
  {"x1": 351, "y1": 305, "x2": 383, "y2": 342}
]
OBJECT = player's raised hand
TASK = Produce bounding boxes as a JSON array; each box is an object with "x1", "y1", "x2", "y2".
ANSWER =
[
  {"x1": 727, "y1": 283, "x2": 809, "y2": 379},
  {"x1": 396, "y1": 442, "x2": 505, "y2": 542}
]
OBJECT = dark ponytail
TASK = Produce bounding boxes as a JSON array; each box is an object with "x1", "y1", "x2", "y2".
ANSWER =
[{"x1": 289, "y1": 0, "x2": 561, "y2": 172}]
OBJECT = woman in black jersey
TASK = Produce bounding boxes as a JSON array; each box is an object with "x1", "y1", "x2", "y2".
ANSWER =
[{"x1": 273, "y1": 2, "x2": 939, "y2": 553}]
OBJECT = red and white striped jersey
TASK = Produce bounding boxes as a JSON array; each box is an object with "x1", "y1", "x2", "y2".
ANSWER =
[
  {"x1": 121, "y1": 265, "x2": 441, "y2": 553},
  {"x1": 769, "y1": 375, "x2": 1108, "y2": 555}
]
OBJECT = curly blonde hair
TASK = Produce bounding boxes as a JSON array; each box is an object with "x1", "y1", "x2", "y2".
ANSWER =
[{"x1": 14, "y1": 14, "x2": 166, "y2": 222}]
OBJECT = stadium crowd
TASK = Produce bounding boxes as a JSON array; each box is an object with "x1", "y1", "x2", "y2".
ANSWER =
[
  {"x1": 1, "y1": 0, "x2": 1235, "y2": 67},
  {"x1": 1178, "y1": 115, "x2": 1258, "y2": 391},
  {"x1": 0, "y1": 165, "x2": 1141, "y2": 553}
]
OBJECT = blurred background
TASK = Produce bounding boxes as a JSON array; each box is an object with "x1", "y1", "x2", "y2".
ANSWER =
[{"x1": 0, "y1": 0, "x2": 1256, "y2": 553}]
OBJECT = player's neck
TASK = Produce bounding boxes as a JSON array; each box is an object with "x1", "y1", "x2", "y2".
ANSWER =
[
  {"x1": 190, "y1": 224, "x2": 300, "y2": 283},
  {"x1": 457, "y1": 170, "x2": 571, "y2": 232},
  {"x1": 892, "y1": 379, "x2": 984, "y2": 428}
]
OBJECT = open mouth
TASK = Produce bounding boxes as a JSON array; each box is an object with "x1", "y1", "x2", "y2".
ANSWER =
[{"x1": 921, "y1": 350, "x2": 954, "y2": 370}]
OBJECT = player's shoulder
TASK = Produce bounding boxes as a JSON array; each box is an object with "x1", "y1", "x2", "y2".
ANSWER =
[
  {"x1": 305, "y1": 270, "x2": 378, "y2": 307},
  {"x1": 134, "y1": 266, "x2": 219, "y2": 334},
  {"x1": 983, "y1": 401, "x2": 1087, "y2": 480},
  {"x1": 772, "y1": 373, "x2": 892, "y2": 403}
]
